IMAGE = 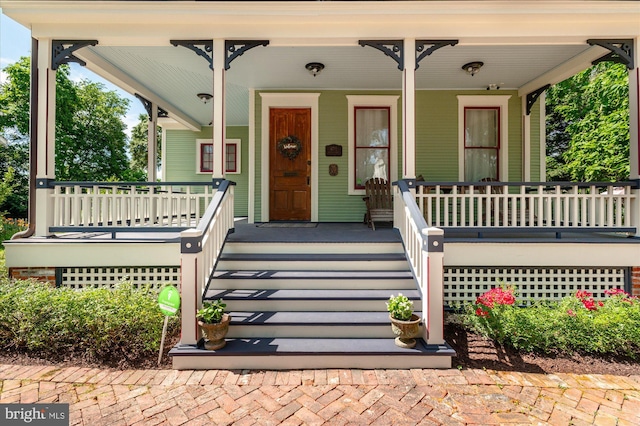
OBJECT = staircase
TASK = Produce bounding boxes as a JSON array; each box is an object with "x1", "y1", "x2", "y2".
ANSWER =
[{"x1": 170, "y1": 235, "x2": 455, "y2": 370}]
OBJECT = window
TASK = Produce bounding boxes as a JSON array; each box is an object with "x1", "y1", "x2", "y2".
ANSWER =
[
  {"x1": 196, "y1": 139, "x2": 241, "y2": 174},
  {"x1": 464, "y1": 107, "x2": 499, "y2": 181},
  {"x1": 457, "y1": 95, "x2": 511, "y2": 182},
  {"x1": 347, "y1": 95, "x2": 398, "y2": 195},
  {"x1": 354, "y1": 107, "x2": 390, "y2": 189}
]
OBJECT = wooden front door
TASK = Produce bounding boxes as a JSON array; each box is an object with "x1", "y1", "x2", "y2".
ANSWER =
[{"x1": 269, "y1": 108, "x2": 311, "y2": 221}]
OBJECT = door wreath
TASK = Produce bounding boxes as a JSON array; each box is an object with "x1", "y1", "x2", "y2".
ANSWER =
[{"x1": 277, "y1": 135, "x2": 302, "y2": 160}]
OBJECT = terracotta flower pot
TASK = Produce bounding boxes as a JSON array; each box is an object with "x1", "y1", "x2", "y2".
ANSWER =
[
  {"x1": 198, "y1": 313, "x2": 231, "y2": 350},
  {"x1": 389, "y1": 314, "x2": 421, "y2": 348}
]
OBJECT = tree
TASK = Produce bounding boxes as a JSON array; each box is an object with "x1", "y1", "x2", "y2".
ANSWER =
[
  {"x1": 546, "y1": 62, "x2": 629, "y2": 182},
  {"x1": 129, "y1": 114, "x2": 162, "y2": 180},
  {"x1": 1, "y1": 57, "x2": 134, "y2": 216},
  {"x1": 56, "y1": 79, "x2": 130, "y2": 181}
]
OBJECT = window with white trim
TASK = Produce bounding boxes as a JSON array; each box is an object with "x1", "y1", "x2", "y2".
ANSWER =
[
  {"x1": 464, "y1": 107, "x2": 499, "y2": 181},
  {"x1": 457, "y1": 95, "x2": 511, "y2": 182},
  {"x1": 347, "y1": 95, "x2": 398, "y2": 195},
  {"x1": 196, "y1": 139, "x2": 241, "y2": 174}
]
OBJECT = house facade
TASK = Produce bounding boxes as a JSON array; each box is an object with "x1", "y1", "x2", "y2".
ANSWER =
[{"x1": 2, "y1": 1, "x2": 640, "y2": 368}]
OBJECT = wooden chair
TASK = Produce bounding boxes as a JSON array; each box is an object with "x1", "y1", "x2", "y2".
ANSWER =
[{"x1": 363, "y1": 178, "x2": 393, "y2": 230}]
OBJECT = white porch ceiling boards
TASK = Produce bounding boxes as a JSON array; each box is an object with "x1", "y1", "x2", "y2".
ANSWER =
[
  {"x1": 2, "y1": 0, "x2": 637, "y2": 128},
  {"x1": 85, "y1": 43, "x2": 595, "y2": 127}
]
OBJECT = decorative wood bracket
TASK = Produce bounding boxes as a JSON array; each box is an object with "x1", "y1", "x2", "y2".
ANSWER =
[
  {"x1": 51, "y1": 40, "x2": 98, "y2": 70},
  {"x1": 359, "y1": 40, "x2": 404, "y2": 71},
  {"x1": 415, "y1": 40, "x2": 458, "y2": 70},
  {"x1": 170, "y1": 40, "x2": 213, "y2": 70},
  {"x1": 526, "y1": 84, "x2": 550, "y2": 116},
  {"x1": 225, "y1": 40, "x2": 269, "y2": 70},
  {"x1": 588, "y1": 39, "x2": 635, "y2": 70},
  {"x1": 134, "y1": 94, "x2": 168, "y2": 120}
]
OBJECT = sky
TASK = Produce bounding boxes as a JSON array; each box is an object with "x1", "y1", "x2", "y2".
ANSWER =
[{"x1": 0, "y1": 12, "x2": 145, "y2": 136}]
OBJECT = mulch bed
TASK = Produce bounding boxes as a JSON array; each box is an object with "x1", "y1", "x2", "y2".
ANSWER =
[{"x1": 1, "y1": 325, "x2": 638, "y2": 375}]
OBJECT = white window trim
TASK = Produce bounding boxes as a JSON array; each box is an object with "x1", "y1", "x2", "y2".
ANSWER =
[
  {"x1": 347, "y1": 95, "x2": 399, "y2": 196},
  {"x1": 196, "y1": 138, "x2": 241, "y2": 175},
  {"x1": 457, "y1": 95, "x2": 511, "y2": 182}
]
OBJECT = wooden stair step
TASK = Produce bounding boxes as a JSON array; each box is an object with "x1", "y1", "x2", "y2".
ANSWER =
[
  {"x1": 212, "y1": 270, "x2": 414, "y2": 280},
  {"x1": 218, "y1": 253, "x2": 408, "y2": 262},
  {"x1": 229, "y1": 311, "x2": 393, "y2": 326},
  {"x1": 204, "y1": 288, "x2": 421, "y2": 301},
  {"x1": 171, "y1": 338, "x2": 455, "y2": 357}
]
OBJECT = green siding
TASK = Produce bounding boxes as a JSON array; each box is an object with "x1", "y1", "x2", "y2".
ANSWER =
[
  {"x1": 415, "y1": 90, "x2": 523, "y2": 182},
  {"x1": 163, "y1": 126, "x2": 249, "y2": 217},
  {"x1": 165, "y1": 90, "x2": 539, "y2": 223}
]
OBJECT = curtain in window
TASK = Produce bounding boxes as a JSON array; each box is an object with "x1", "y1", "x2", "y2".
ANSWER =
[
  {"x1": 464, "y1": 108, "x2": 498, "y2": 181},
  {"x1": 355, "y1": 108, "x2": 389, "y2": 188}
]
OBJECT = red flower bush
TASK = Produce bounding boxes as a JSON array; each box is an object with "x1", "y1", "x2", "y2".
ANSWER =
[{"x1": 476, "y1": 287, "x2": 516, "y2": 309}]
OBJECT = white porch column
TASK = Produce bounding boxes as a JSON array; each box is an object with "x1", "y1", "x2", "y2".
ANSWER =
[
  {"x1": 402, "y1": 38, "x2": 417, "y2": 179},
  {"x1": 147, "y1": 103, "x2": 158, "y2": 182},
  {"x1": 522, "y1": 96, "x2": 531, "y2": 181},
  {"x1": 630, "y1": 37, "x2": 640, "y2": 180},
  {"x1": 630, "y1": 37, "x2": 640, "y2": 237},
  {"x1": 35, "y1": 38, "x2": 56, "y2": 237},
  {"x1": 212, "y1": 39, "x2": 226, "y2": 180}
]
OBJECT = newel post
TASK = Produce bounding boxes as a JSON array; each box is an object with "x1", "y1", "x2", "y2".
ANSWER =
[
  {"x1": 180, "y1": 228, "x2": 204, "y2": 345},
  {"x1": 422, "y1": 226, "x2": 445, "y2": 345}
]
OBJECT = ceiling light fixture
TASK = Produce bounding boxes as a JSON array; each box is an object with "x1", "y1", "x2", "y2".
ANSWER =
[
  {"x1": 305, "y1": 62, "x2": 325, "y2": 77},
  {"x1": 462, "y1": 61, "x2": 484, "y2": 76},
  {"x1": 197, "y1": 93, "x2": 213, "y2": 104},
  {"x1": 486, "y1": 84, "x2": 500, "y2": 91}
]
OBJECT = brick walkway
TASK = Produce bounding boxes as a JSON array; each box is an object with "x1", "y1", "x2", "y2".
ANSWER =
[{"x1": 1, "y1": 364, "x2": 639, "y2": 425}]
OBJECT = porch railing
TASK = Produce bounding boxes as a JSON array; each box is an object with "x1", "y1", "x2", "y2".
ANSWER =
[
  {"x1": 180, "y1": 180, "x2": 236, "y2": 345},
  {"x1": 394, "y1": 180, "x2": 445, "y2": 345},
  {"x1": 414, "y1": 181, "x2": 638, "y2": 233},
  {"x1": 50, "y1": 181, "x2": 216, "y2": 232}
]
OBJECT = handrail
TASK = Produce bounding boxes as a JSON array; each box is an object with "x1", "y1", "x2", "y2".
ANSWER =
[
  {"x1": 179, "y1": 179, "x2": 236, "y2": 345},
  {"x1": 395, "y1": 180, "x2": 445, "y2": 345}
]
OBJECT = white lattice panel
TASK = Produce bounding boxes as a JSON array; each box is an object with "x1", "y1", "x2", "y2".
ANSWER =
[
  {"x1": 444, "y1": 267, "x2": 627, "y2": 305},
  {"x1": 61, "y1": 267, "x2": 180, "y2": 290}
]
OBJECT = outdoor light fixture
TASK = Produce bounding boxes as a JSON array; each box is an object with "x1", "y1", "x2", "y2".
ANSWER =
[
  {"x1": 305, "y1": 62, "x2": 325, "y2": 77},
  {"x1": 462, "y1": 61, "x2": 484, "y2": 76},
  {"x1": 197, "y1": 93, "x2": 213, "y2": 104}
]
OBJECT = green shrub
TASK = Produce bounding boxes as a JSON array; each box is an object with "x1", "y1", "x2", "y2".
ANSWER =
[
  {"x1": 0, "y1": 279, "x2": 180, "y2": 367},
  {"x1": 0, "y1": 217, "x2": 27, "y2": 246},
  {"x1": 458, "y1": 286, "x2": 640, "y2": 359}
]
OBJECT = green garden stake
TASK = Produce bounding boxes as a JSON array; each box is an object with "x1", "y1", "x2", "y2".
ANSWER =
[{"x1": 157, "y1": 285, "x2": 180, "y2": 366}]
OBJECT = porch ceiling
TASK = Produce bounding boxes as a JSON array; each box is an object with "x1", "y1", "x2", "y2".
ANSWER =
[{"x1": 82, "y1": 42, "x2": 598, "y2": 127}]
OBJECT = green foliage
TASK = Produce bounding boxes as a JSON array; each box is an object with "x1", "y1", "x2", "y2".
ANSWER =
[
  {"x1": 56, "y1": 79, "x2": 130, "y2": 181},
  {"x1": 1, "y1": 57, "x2": 137, "y2": 215},
  {"x1": 459, "y1": 286, "x2": 640, "y2": 359},
  {"x1": 386, "y1": 293, "x2": 414, "y2": 321},
  {"x1": 197, "y1": 299, "x2": 226, "y2": 324},
  {"x1": 0, "y1": 280, "x2": 179, "y2": 367},
  {"x1": 0, "y1": 217, "x2": 27, "y2": 247},
  {"x1": 546, "y1": 62, "x2": 629, "y2": 182}
]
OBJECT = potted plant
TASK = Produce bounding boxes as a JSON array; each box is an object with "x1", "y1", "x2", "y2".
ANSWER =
[
  {"x1": 197, "y1": 298, "x2": 231, "y2": 350},
  {"x1": 386, "y1": 293, "x2": 421, "y2": 348}
]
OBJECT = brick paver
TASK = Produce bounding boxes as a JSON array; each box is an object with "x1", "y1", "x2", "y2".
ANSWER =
[{"x1": 1, "y1": 364, "x2": 639, "y2": 425}]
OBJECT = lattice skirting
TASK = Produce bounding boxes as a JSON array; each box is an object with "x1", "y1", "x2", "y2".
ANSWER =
[
  {"x1": 60, "y1": 266, "x2": 181, "y2": 290},
  {"x1": 444, "y1": 267, "x2": 629, "y2": 306}
]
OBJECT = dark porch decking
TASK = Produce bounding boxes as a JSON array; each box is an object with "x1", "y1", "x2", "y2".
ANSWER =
[{"x1": 32, "y1": 219, "x2": 640, "y2": 245}]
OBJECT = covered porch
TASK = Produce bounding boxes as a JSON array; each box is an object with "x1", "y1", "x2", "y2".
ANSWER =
[{"x1": 2, "y1": 1, "x2": 640, "y2": 369}]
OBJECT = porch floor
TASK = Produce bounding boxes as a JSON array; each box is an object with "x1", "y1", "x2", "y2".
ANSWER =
[{"x1": 25, "y1": 219, "x2": 640, "y2": 244}]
